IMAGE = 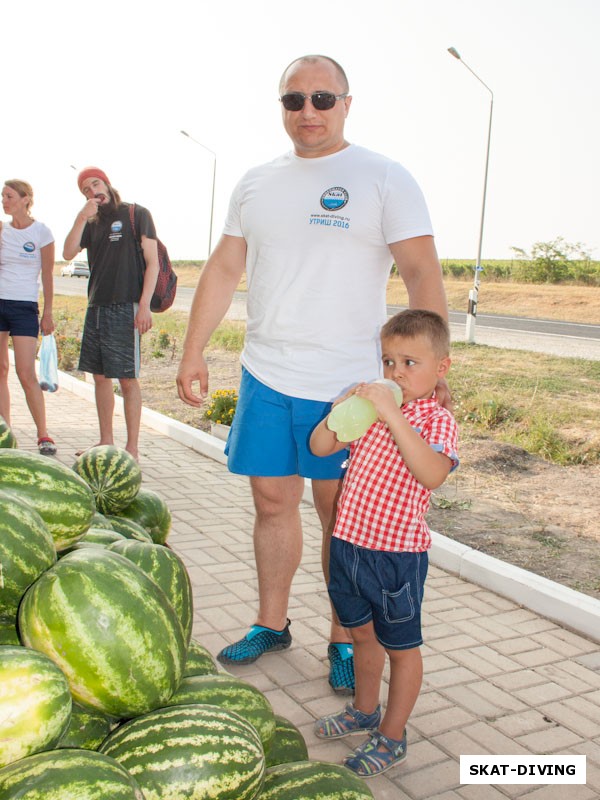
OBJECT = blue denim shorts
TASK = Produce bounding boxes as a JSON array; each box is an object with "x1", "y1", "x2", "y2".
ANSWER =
[
  {"x1": 225, "y1": 367, "x2": 347, "y2": 479},
  {"x1": 328, "y1": 537, "x2": 428, "y2": 650},
  {"x1": 0, "y1": 299, "x2": 39, "y2": 337}
]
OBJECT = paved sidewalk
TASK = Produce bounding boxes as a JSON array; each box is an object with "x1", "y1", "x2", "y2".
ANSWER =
[{"x1": 6, "y1": 370, "x2": 600, "y2": 800}]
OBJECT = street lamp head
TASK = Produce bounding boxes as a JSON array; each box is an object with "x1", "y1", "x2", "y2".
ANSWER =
[
  {"x1": 448, "y1": 46, "x2": 461, "y2": 60},
  {"x1": 180, "y1": 130, "x2": 190, "y2": 138}
]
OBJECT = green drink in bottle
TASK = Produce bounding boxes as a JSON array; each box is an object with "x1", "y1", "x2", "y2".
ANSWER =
[{"x1": 327, "y1": 379, "x2": 403, "y2": 442}]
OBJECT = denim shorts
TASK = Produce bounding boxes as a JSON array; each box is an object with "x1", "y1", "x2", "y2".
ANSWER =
[
  {"x1": 225, "y1": 367, "x2": 347, "y2": 479},
  {"x1": 78, "y1": 303, "x2": 140, "y2": 379},
  {"x1": 0, "y1": 299, "x2": 39, "y2": 337},
  {"x1": 328, "y1": 537, "x2": 428, "y2": 650}
]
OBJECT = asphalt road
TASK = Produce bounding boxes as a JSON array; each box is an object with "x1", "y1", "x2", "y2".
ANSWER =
[{"x1": 54, "y1": 277, "x2": 600, "y2": 361}]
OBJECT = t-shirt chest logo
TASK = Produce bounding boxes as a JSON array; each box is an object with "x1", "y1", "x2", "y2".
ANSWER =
[
  {"x1": 109, "y1": 219, "x2": 123, "y2": 243},
  {"x1": 23, "y1": 242, "x2": 36, "y2": 253},
  {"x1": 320, "y1": 187, "x2": 349, "y2": 210}
]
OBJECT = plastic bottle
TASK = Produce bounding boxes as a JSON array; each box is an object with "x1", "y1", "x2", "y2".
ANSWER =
[{"x1": 327, "y1": 379, "x2": 403, "y2": 442}]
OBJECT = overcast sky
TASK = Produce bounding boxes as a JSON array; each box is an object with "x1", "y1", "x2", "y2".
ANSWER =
[{"x1": 3, "y1": 0, "x2": 599, "y2": 262}]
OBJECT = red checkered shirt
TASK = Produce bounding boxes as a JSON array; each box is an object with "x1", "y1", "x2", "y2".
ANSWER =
[{"x1": 333, "y1": 395, "x2": 459, "y2": 552}]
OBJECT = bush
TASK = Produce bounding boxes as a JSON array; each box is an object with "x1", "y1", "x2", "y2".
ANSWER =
[
  {"x1": 55, "y1": 335, "x2": 81, "y2": 371},
  {"x1": 510, "y1": 238, "x2": 600, "y2": 285},
  {"x1": 208, "y1": 322, "x2": 245, "y2": 352},
  {"x1": 441, "y1": 259, "x2": 516, "y2": 282}
]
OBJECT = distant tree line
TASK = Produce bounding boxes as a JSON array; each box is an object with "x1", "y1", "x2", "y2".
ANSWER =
[{"x1": 438, "y1": 238, "x2": 599, "y2": 286}]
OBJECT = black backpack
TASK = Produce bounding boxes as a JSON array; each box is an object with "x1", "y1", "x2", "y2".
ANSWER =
[{"x1": 128, "y1": 204, "x2": 177, "y2": 313}]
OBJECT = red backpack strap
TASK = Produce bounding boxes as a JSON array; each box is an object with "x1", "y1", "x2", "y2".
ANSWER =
[{"x1": 128, "y1": 203, "x2": 137, "y2": 237}]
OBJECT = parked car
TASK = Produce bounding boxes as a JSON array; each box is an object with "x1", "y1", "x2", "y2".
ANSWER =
[{"x1": 60, "y1": 260, "x2": 90, "y2": 278}]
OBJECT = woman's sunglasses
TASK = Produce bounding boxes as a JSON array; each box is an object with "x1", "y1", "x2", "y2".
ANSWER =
[{"x1": 279, "y1": 92, "x2": 348, "y2": 112}]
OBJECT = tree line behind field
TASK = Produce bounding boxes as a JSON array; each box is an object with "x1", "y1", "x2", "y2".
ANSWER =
[
  {"x1": 166, "y1": 237, "x2": 600, "y2": 287},
  {"x1": 440, "y1": 237, "x2": 599, "y2": 286}
]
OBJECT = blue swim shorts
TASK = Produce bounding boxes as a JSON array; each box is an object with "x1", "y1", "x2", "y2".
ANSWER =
[
  {"x1": 225, "y1": 367, "x2": 347, "y2": 479},
  {"x1": 0, "y1": 299, "x2": 39, "y2": 338},
  {"x1": 328, "y1": 537, "x2": 428, "y2": 650}
]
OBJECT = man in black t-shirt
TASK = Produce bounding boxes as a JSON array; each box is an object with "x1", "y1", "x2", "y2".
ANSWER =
[{"x1": 63, "y1": 167, "x2": 159, "y2": 461}]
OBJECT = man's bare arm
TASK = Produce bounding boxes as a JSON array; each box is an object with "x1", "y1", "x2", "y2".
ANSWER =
[{"x1": 176, "y1": 234, "x2": 247, "y2": 406}]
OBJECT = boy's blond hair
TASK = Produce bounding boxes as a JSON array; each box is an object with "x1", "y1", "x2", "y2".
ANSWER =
[{"x1": 381, "y1": 309, "x2": 450, "y2": 358}]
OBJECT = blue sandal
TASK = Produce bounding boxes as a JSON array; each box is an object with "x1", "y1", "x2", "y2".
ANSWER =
[
  {"x1": 216, "y1": 620, "x2": 292, "y2": 665},
  {"x1": 344, "y1": 729, "x2": 408, "y2": 777},
  {"x1": 315, "y1": 702, "x2": 381, "y2": 739},
  {"x1": 328, "y1": 642, "x2": 355, "y2": 695}
]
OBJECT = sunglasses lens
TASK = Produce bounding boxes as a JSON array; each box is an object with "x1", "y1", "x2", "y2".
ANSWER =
[
  {"x1": 311, "y1": 92, "x2": 337, "y2": 110},
  {"x1": 281, "y1": 93, "x2": 305, "y2": 111}
]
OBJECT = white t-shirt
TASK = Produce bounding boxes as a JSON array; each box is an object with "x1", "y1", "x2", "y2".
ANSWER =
[
  {"x1": 0, "y1": 220, "x2": 54, "y2": 302},
  {"x1": 223, "y1": 144, "x2": 434, "y2": 401}
]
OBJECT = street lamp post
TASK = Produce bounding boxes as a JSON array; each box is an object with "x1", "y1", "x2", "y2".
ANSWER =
[
  {"x1": 448, "y1": 46, "x2": 494, "y2": 343},
  {"x1": 180, "y1": 130, "x2": 217, "y2": 257}
]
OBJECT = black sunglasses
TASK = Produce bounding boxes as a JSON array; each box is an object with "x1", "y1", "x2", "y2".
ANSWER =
[{"x1": 279, "y1": 92, "x2": 348, "y2": 112}]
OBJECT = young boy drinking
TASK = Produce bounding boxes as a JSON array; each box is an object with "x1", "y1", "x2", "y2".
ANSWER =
[{"x1": 310, "y1": 309, "x2": 459, "y2": 778}]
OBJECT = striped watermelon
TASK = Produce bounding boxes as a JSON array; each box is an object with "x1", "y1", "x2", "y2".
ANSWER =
[
  {"x1": 107, "y1": 539, "x2": 193, "y2": 644},
  {"x1": 0, "y1": 618, "x2": 20, "y2": 646},
  {"x1": 116, "y1": 487, "x2": 172, "y2": 544},
  {"x1": 0, "y1": 748, "x2": 145, "y2": 799},
  {"x1": 57, "y1": 700, "x2": 116, "y2": 750},
  {"x1": 183, "y1": 638, "x2": 218, "y2": 677},
  {"x1": 0, "y1": 450, "x2": 96, "y2": 551},
  {"x1": 0, "y1": 490, "x2": 57, "y2": 618},
  {"x1": 0, "y1": 415, "x2": 17, "y2": 449},
  {"x1": 259, "y1": 761, "x2": 374, "y2": 799},
  {"x1": 0, "y1": 645, "x2": 72, "y2": 768},
  {"x1": 18, "y1": 548, "x2": 185, "y2": 718},
  {"x1": 265, "y1": 715, "x2": 309, "y2": 768},
  {"x1": 106, "y1": 514, "x2": 154, "y2": 542},
  {"x1": 61, "y1": 527, "x2": 127, "y2": 555},
  {"x1": 100, "y1": 702, "x2": 265, "y2": 800},
  {"x1": 90, "y1": 512, "x2": 115, "y2": 530},
  {"x1": 72, "y1": 445, "x2": 142, "y2": 514},
  {"x1": 78, "y1": 528, "x2": 127, "y2": 546},
  {"x1": 167, "y1": 673, "x2": 276, "y2": 752}
]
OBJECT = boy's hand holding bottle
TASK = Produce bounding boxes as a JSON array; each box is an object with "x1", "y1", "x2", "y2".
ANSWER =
[{"x1": 327, "y1": 379, "x2": 403, "y2": 442}]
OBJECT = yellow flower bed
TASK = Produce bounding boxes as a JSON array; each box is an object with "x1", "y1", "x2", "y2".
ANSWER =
[{"x1": 203, "y1": 389, "x2": 238, "y2": 427}]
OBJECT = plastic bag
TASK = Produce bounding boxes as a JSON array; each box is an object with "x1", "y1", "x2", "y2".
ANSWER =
[{"x1": 38, "y1": 334, "x2": 59, "y2": 393}]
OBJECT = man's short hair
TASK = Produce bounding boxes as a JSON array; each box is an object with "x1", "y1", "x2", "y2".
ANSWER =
[
  {"x1": 381, "y1": 309, "x2": 450, "y2": 357},
  {"x1": 279, "y1": 55, "x2": 349, "y2": 94}
]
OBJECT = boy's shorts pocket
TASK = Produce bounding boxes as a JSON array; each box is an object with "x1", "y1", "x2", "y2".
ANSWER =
[{"x1": 382, "y1": 583, "x2": 415, "y2": 624}]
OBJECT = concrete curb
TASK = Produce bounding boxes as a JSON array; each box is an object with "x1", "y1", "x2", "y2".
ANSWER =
[{"x1": 54, "y1": 365, "x2": 600, "y2": 645}]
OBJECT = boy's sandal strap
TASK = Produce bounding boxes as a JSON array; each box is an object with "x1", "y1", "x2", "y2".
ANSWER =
[
  {"x1": 344, "y1": 729, "x2": 408, "y2": 777},
  {"x1": 314, "y1": 702, "x2": 381, "y2": 739}
]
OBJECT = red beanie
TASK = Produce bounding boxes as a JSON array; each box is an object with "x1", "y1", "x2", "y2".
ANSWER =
[{"x1": 77, "y1": 167, "x2": 110, "y2": 193}]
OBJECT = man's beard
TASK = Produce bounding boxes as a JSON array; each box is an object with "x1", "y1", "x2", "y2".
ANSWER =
[{"x1": 96, "y1": 191, "x2": 119, "y2": 218}]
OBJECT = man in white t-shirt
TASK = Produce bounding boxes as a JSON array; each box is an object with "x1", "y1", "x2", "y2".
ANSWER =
[{"x1": 177, "y1": 54, "x2": 448, "y2": 694}]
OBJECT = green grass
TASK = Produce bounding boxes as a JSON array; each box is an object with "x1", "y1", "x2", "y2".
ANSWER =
[
  {"x1": 451, "y1": 343, "x2": 600, "y2": 465},
  {"x1": 48, "y1": 296, "x2": 600, "y2": 467},
  {"x1": 208, "y1": 321, "x2": 245, "y2": 351}
]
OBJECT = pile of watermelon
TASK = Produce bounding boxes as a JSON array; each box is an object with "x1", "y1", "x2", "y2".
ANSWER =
[{"x1": 0, "y1": 435, "x2": 373, "y2": 800}]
